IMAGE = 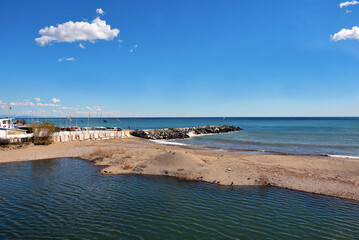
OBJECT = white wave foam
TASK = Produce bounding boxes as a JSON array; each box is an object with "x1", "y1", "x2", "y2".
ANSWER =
[
  {"x1": 150, "y1": 140, "x2": 187, "y2": 146},
  {"x1": 188, "y1": 131, "x2": 233, "y2": 138},
  {"x1": 327, "y1": 154, "x2": 359, "y2": 159},
  {"x1": 188, "y1": 131, "x2": 196, "y2": 137}
]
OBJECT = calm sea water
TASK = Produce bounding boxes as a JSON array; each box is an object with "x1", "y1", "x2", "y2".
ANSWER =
[
  {"x1": 21, "y1": 117, "x2": 359, "y2": 157},
  {"x1": 0, "y1": 158, "x2": 358, "y2": 239}
]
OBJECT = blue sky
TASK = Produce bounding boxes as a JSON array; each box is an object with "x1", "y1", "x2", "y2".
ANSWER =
[{"x1": 0, "y1": 0, "x2": 359, "y2": 117}]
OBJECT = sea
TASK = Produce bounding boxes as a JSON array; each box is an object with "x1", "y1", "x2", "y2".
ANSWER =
[{"x1": 21, "y1": 117, "x2": 359, "y2": 158}]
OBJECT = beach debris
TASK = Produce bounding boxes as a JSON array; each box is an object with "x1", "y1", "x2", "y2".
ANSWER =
[{"x1": 226, "y1": 167, "x2": 232, "y2": 172}]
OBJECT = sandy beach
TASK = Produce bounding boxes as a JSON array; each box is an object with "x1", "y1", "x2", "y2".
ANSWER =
[{"x1": 1, "y1": 136, "x2": 359, "y2": 201}]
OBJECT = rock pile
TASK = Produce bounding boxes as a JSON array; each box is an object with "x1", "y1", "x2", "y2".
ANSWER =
[{"x1": 131, "y1": 125, "x2": 242, "y2": 140}]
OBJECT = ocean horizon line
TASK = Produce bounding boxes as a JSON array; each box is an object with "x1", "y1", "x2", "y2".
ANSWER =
[{"x1": 2, "y1": 116, "x2": 359, "y2": 119}]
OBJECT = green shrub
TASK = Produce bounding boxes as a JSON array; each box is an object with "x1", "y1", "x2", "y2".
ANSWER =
[{"x1": 29, "y1": 122, "x2": 58, "y2": 145}]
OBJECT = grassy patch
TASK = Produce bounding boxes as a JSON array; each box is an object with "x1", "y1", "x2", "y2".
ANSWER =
[{"x1": 29, "y1": 122, "x2": 58, "y2": 145}]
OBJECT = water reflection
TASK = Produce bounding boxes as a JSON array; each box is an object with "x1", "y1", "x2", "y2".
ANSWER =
[{"x1": 0, "y1": 158, "x2": 358, "y2": 240}]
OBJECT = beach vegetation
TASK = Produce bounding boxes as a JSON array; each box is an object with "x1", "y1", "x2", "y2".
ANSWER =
[
  {"x1": 0, "y1": 138, "x2": 10, "y2": 147},
  {"x1": 0, "y1": 139, "x2": 30, "y2": 149},
  {"x1": 28, "y1": 122, "x2": 59, "y2": 145}
]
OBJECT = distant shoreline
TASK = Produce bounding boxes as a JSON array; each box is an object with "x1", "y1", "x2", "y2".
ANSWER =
[
  {"x1": 1, "y1": 136, "x2": 358, "y2": 201},
  {"x1": 151, "y1": 140, "x2": 359, "y2": 159}
]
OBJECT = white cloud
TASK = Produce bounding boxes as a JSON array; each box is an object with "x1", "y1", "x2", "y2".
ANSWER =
[
  {"x1": 9, "y1": 101, "x2": 35, "y2": 107},
  {"x1": 59, "y1": 106, "x2": 73, "y2": 110},
  {"x1": 58, "y1": 57, "x2": 75, "y2": 62},
  {"x1": 331, "y1": 26, "x2": 359, "y2": 41},
  {"x1": 34, "y1": 98, "x2": 41, "y2": 102},
  {"x1": 96, "y1": 8, "x2": 104, "y2": 15},
  {"x1": 94, "y1": 106, "x2": 104, "y2": 111},
  {"x1": 129, "y1": 44, "x2": 138, "y2": 52},
  {"x1": 340, "y1": 0, "x2": 359, "y2": 8},
  {"x1": 118, "y1": 39, "x2": 124, "y2": 48},
  {"x1": 35, "y1": 17, "x2": 119, "y2": 46},
  {"x1": 346, "y1": 9, "x2": 352, "y2": 13},
  {"x1": 36, "y1": 103, "x2": 60, "y2": 107},
  {"x1": 51, "y1": 98, "x2": 61, "y2": 103},
  {"x1": 79, "y1": 43, "x2": 86, "y2": 49},
  {"x1": 86, "y1": 106, "x2": 104, "y2": 111},
  {"x1": 0, "y1": 101, "x2": 7, "y2": 109}
]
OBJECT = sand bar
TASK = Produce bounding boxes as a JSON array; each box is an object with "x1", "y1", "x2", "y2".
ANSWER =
[{"x1": 1, "y1": 137, "x2": 359, "y2": 201}]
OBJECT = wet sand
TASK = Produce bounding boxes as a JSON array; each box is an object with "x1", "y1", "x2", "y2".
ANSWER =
[{"x1": 1, "y1": 137, "x2": 359, "y2": 201}]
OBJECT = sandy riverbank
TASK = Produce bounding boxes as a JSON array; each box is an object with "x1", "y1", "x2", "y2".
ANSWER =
[{"x1": 1, "y1": 137, "x2": 359, "y2": 201}]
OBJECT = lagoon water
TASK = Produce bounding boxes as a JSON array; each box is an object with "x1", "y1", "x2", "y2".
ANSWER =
[
  {"x1": 1, "y1": 158, "x2": 359, "y2": 239},
  {"x1": 23, "y1": 117, "x2": 359, "y2": 157}
]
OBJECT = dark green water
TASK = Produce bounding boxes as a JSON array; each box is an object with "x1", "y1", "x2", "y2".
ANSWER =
[{"x1": 0, "y1": 158, "x2": 358, "y2": 239}]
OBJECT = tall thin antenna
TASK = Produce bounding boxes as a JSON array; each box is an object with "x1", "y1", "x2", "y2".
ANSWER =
[
  {"x1": 60, "y1": 113, "x2": 62, "y2": 127},
  {"x1": 8, "y1": 103, "x2": 11, "y2": 119}
]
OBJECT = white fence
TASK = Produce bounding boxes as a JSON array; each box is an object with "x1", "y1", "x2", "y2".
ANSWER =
[{"x1": 52, "y1": 130, "x2": 131, "y2": 143}]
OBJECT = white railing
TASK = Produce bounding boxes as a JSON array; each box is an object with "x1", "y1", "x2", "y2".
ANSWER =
[{"x1": 52, "y1": 130, "x2": 131, "y2": 142}]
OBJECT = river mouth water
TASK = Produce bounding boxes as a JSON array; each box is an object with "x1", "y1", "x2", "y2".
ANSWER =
[{"x1": 0, "y1": 158, "x2": 358, "y2": 239}]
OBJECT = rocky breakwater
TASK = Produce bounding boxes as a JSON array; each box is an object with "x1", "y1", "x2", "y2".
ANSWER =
[{"x1": 131, "y1": 125, "x2": 242, "y2": 140}]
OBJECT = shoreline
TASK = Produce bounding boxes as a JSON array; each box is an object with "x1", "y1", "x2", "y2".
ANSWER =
[
  {"x1": 152, "y1": 138, "x2": 359, "y2": 160},
  {"x1": 1, "y1": 137, "x2": 359, "y2": 201}
]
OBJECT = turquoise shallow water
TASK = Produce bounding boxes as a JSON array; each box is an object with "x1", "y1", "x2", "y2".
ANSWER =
[
  {"x1": 22, "y1": 117, "x2": 359, "y2": 157},
  {"x1": 0, "y1": 158, "x2": 359, "y2": 239}
]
